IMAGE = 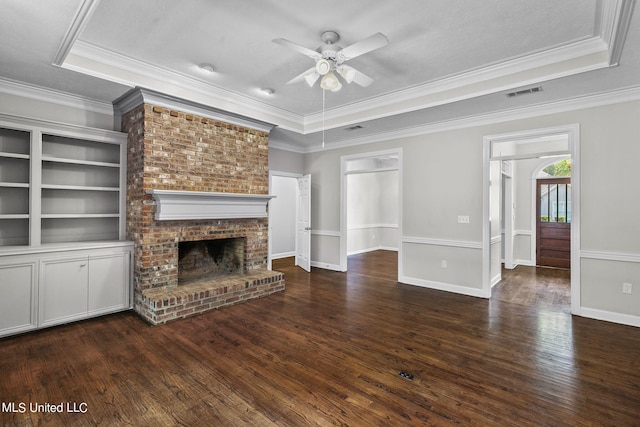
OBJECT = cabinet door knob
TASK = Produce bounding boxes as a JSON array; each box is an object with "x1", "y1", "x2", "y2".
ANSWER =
[{"x1": 80, "y1": 263, "x2": 87, "y2": 268}]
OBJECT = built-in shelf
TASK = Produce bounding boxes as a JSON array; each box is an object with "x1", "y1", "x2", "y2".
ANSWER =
[
  {"x1": 0, "y1": 152, "x2": 30, "y2": 160},
  {"x1": 0, "y1": 182, "x2": 29, "y2": 188},
  {"x1": 147, "y1": 190, "x2": 275, "y2": 221},
  {"x1": 42, "y1": 184, "x2": 120, "y2": 192},
  {"x1": 0, "y1": 114, "x2": 127, "y2": 248},
  {"x1": 0, "y1": 214, "x2": 29, "y2": 219},
  {"x1": 42, "y1": 156, "x2": 120, "y2": 168}
]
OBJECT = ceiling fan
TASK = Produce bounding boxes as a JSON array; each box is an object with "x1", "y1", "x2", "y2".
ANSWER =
[{"x1": 273, "y1": 31, "x2": 388, "y2": 92}]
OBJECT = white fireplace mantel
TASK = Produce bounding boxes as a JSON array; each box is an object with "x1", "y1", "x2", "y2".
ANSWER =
[{"x1": 147, "y1": 190, "x2": 275, "y2": 221}]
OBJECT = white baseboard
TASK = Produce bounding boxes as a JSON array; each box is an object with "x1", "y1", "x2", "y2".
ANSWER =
[
  {"x1": 399, "y1": 275, "x2": 489, "y2": 298},
  {"x1": 347, "y1": 246, "x2": 398, "y2": 256},
  {"x1": 576, "y1": 307, "x2": 640, "y2": 328},
  {"x1": 271, "y1": 251, "x2": 295, "y2": 260},
  {"x1": 310, "y1": 261, "x2": 344, "y2": 272}
]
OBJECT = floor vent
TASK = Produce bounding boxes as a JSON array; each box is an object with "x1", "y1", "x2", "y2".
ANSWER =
[{"x1": 398, "y1": 371, "x2": 414, "y2": 380}]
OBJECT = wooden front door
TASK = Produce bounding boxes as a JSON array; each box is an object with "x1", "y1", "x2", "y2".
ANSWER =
[{"x1": 536, "y1": 178, "x2": 571, "y2": 269}]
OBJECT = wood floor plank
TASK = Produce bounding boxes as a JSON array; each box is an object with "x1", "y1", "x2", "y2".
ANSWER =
[{"x1": 1, "y1": 252, "x2": 639, "y2": 425}]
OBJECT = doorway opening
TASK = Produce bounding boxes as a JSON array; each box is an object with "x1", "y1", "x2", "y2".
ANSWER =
[
  {"x1": 483, "y1": 125, "x2": 580, "y2": 314},
  {"x1": 268, "y1": 171, "x2": 302, "y2": 271},
  {"x1": 535, "y1": 158, "x2": 572, "y2": 269},
  {"x1": 341, "y1": 149, "x2": 402, "y2": 278}
]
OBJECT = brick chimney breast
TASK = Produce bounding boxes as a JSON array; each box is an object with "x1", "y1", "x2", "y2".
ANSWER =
[{"x1": 115, "y1": 88, "x2": 284, "y2": 325}]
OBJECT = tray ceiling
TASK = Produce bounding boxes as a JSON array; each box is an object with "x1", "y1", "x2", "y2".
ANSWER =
[{"x1": 0, "y1": 0, "x2": 638, "y2": 151}]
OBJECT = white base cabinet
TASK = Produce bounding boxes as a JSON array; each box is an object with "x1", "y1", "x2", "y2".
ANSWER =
[
  {"x1": 0, "y1": 242, "x2": 133, "y2": 337},
  {"x1": 0, "y1": 262, "x2": 38, "y2": 336}
]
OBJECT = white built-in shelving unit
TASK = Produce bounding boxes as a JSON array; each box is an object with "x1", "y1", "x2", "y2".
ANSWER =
[{"x1": 0, "y1": 114, "x2": 132, "y2": 338}]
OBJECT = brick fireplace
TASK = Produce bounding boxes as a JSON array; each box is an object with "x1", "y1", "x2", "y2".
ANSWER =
[{"x1": 115, "y1": 88, "x2": 284, "y2": 325}]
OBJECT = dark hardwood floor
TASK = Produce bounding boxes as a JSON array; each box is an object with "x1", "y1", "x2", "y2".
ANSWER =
[{"x1": 1, "y1": 251, "x2": 639, "y2": 426}]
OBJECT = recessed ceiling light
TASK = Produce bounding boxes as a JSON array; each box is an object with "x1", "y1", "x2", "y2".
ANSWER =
[{"x1": 198, "y1": 63, "x2": 215, "y2": 73}]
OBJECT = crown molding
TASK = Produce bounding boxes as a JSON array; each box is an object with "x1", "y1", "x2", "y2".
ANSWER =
[
  {"x1": 55, "y1": 2, "x2": 631, "y2": 136},
  {"x1": 0, "y1": 77, "x2": 114, "y2": 116},
  {"x1": 52, "y1": 0, "x2": 102, "y2": 66},
  {"x1": 0, "y1": 111, "x2": 126, "y2": 142},
  {"x1": 63, "y1": 40, "x2": 304, "y2": 133},
  {"x1": 304, "y1": 36, "x2": 611, "y2": 133},
  {"x1": 604, "y1": 0, "x2": 637, "y2": 66},
  {"x1": 113, "y1": 87, "x2": 276, "y2": 133},
  {"x1": 301, "y1": 85, "x2": 640, "y2": 153}
]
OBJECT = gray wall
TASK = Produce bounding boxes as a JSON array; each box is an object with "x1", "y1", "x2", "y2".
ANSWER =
[
  {"x1": 270, "y1": 175, "x2": 297, "y2": 258},
  {"x1": 347, "y1": 171, "x2": 398, "y2": 254},
  {"x1": 301, "y1": 99, "x2": 640, "y2": 326}
]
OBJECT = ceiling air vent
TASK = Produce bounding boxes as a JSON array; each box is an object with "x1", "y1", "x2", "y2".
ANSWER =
[
  {"x1": 506, "y1": 86, "x2": 543, "y2": 98},
  {"x1": 345, "y1": 125, "x2": 363, "y2": 131}
]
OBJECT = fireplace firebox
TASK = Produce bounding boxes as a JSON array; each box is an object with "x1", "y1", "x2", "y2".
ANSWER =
[{"x1": 178, "y1": 238, "x2": 246, "y2": 285}]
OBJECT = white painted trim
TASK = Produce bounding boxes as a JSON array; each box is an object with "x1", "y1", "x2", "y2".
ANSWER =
[
  {"x1": 271, "y1": 251, "x2": 296, "y2": 260},
  {"x1": 402, "y1": 236, "x2": 483, "y2": 250},
  {"x1": 491, "y1": 272, "x2": 502, "y2": 287},
  {"x1": 341, "y1": 149, "x2": 403, "y2": 275},
  {"x1": 347, "y1": 224, "x2": 398, "y2": 230},
  {"x1": 55, "y1": 6, "x2": 628, "y2": 136},
  {"x1": 268, "y1": 171, "x2": 302, "y2": 271},
  {"x1": 303, "y1": 86, "x2": 640, "y2": 154},
  {"x1": 66, "y1": 41, "x2": 303, "y2": 133},
  {"x1": 514, "y1": 259, "x2": 536, "y2": 267},
  {"x1": 306, "y1": 37, "x2": 610, "y2": 133},
  {"x1": 310, "y1": 261, "x2": 342, "y2": 271},
  {"x1": 0, "y1": 112, "x2": 126, "y2": 143},
  {"x1": 348, "y1": 246, "x2": 398, "y2": 256},
  {"x1": 576, "y1": 307, "x2": 640, "y2": 328},
  {"x1": 147, "y1": 190, "x2": 274, "y2": 221},
  {"x1": 113, "y1": 87, "x2": 275, "y2": 133},
  {"x1": 0, "y1": 77, "x2": 114, "y2": 116},
  {"x1": 581, "y1": 251, "x2": 640, "y2": 263},
  {"x1": 399, "y1": 276, "x2": 487, "y2": 298},
  {"x1": 599, "y1": 0, "x2": 637, "y2": 66},
  {"x1": 515, "y1": 229, "x2": 532, "y2": 236},
  {"x1": 52, "y1": 0, "x2": 102, "y2": 66},
  {"x1": 311, "y1": 230, "x2": 341, "y2": 237},
  {"x1": 484, "y1": 124, "x2": 581, "y2": 314}
]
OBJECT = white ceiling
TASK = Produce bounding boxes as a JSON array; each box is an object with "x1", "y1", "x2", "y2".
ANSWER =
[{"x1": 0, "y1": 0, "x2": 638, "y2": 152}]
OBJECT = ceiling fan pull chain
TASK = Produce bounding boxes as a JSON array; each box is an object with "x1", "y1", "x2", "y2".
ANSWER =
[{"x1": 322, "y1": 88, "x2": 326, "y2": 149}]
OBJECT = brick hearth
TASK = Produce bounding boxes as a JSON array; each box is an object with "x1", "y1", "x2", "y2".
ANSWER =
[{"x1": 115, "y1": 88, "x2": 284, "y2": 325}]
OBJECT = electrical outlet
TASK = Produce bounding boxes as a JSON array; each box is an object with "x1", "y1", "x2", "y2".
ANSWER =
[
  {"x1": 623, "y1": 283, "x2": 632, "y2": 294},
  {"x1": 441, "y1": 260, "x2": 447, "y2": 268},
  {"x1": 458, "y1": 215, "x2": 470, "y2": 224}
]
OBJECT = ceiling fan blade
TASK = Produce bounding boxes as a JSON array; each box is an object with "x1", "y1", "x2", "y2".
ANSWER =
[
  {"x1": 337, "y1": 65, "x2": 374, "y2": 87},
  {"x1": 337, "y1": 32, "x2": 389, "y2": 62},
  {"x1": 286, "y1": 67, "x2": 319, "y2": 86},
  {"x1": 350, "y1": 69, "x2": 375, "y2": 87},
  {"x1": 272, "y1": 38, "x2": 322, "y2": 60}
]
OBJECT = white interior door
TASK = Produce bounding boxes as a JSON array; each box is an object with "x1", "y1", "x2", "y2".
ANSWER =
[{"x1": 295, "y1": 174, "x2": 311, "y2": 272}]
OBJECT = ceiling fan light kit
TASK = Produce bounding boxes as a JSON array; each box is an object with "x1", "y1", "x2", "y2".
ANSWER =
[
  {"x1": 315, "y1": 59, "x2": 331, "y2": 75},
  {"x1": 320, "y1": 71, "x2": 342, "y2": 92},
  {"x1": 273, "y1": 30, "x2": 388, "y2": 92}
]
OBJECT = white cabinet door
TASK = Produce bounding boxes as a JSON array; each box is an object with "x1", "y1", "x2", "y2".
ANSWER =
[
  {"x1": 88, "y1": 253, "x2": 129, "y2": 315},
  {"x1": 0, "y1": 262, "x2": 37, "y2": 337},
  {"x1": 40, "y1": 257, "x2": 88, "y2": 327}
]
